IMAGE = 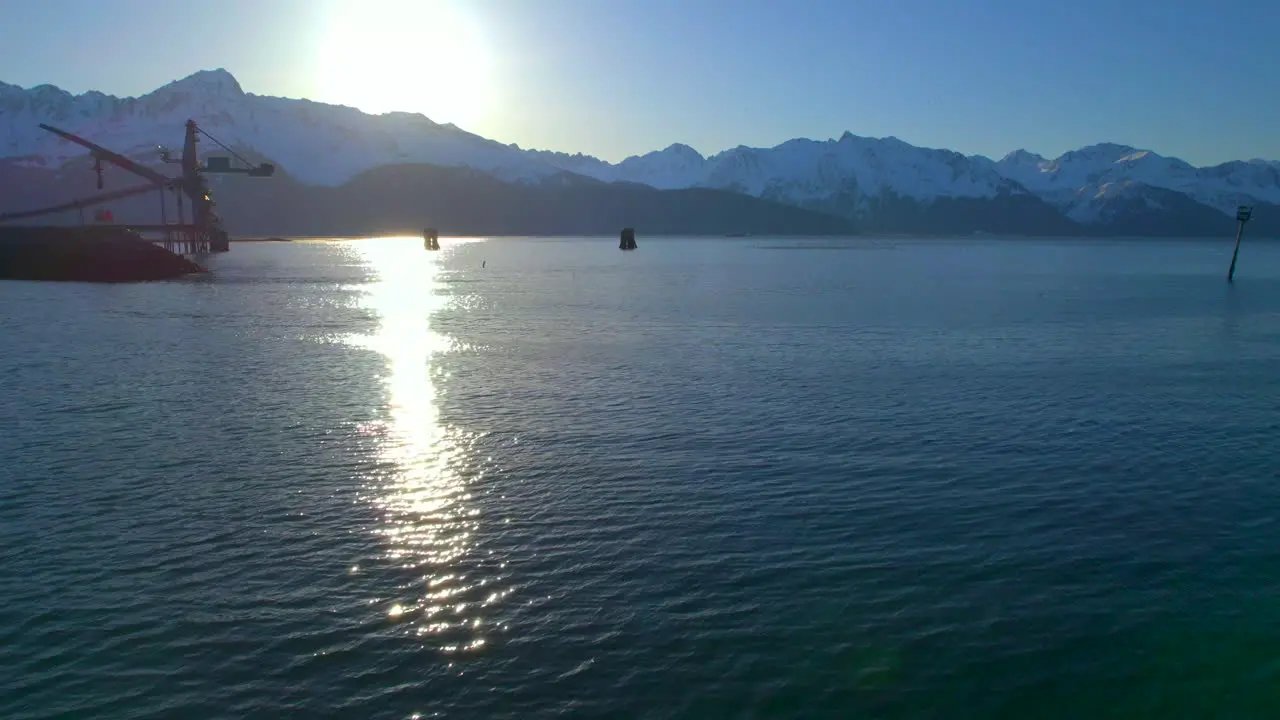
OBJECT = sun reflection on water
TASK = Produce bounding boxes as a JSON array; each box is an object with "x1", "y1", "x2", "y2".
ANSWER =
[{"x1": 345, "y1": 236, "x2": 505, "y2": 654}]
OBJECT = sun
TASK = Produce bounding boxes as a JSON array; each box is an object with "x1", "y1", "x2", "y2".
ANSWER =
[{"x1": 315, "y1": 0, "x2": 495, "y2": 129}]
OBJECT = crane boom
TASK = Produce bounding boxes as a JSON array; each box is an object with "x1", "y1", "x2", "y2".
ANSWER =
[
  {"x1": 38, "y1": 123, "x2": 173, "y2": 188},
  {"x1": 0, "y1": 182, "x2": 162, "y2": 223}
]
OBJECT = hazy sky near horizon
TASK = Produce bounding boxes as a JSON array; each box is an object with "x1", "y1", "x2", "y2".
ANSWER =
[{"x1": 2, "y1": 0, "x2": 1277, "y2": 165}]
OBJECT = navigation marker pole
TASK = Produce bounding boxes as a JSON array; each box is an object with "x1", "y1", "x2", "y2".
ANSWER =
[{"x1": 1227, "y1": 205, "x2": 1253, "y2": 283}]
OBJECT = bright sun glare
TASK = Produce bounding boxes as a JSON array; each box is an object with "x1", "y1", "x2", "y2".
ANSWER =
[{"x1": 317, "y1": 0, "x2": 495, "y2": 129}]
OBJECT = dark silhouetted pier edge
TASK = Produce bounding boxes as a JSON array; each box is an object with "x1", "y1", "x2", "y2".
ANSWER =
[
  {"x1": 619, "y1": 227, "x2": 637, "y2": 250},
  {"x1": 0, "y1": 227, "x2": 203, "y2": 282},
  {"x1": 424, "y1": 227, "x2": 440, "y2": 251},
  {"x1": 1227, "y1": 205, "x2": 1253, "y2": 282}
]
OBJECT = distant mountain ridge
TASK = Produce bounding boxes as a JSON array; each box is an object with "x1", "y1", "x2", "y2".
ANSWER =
[{"x1": 2, "y1": 69, "x2": 1276, "y2": 237}]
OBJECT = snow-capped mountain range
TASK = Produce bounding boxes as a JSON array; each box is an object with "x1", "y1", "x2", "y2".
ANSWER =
[
  {"x1": 3, "y1": 68, "x2": 1277, "y2": 235},
  {"x1": 988, "y1": 144, "x2": 1280, "y2": 221}
]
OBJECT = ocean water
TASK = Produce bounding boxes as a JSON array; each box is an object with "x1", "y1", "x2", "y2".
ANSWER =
[{"x1": 2, "y1": 236, "x2": 1280, "y2": 719}]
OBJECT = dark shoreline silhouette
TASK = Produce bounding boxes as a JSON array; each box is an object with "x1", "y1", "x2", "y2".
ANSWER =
[{"x1": 0, "y1": 227, "x2": 203, "y2": 282}]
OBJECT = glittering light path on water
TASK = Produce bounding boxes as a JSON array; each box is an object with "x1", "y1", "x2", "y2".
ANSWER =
[{"x1": 347, "y1": 236, "x2": 506, "y2": 656}]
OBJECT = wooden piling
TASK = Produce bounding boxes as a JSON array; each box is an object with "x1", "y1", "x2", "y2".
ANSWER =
[{"x1": 1227, "y1": 205, "x2": 1252, "y2": 282}]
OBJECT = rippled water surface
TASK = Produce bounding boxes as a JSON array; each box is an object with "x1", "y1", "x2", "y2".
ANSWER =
[{"x1": 3, "y1": 236, "x2": 1280, "y2": 719}]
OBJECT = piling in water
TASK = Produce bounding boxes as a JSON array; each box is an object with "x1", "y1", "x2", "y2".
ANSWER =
[
  {"x1": 424, "y1": 227, "x2": 440, "y2": 251},
  {"x1": 1227, "y1": 205, "x2": 1253, "y2": 282},
  {"x1": 0, "y1": 226, "x2": 204, "y2": 282},
  {"x1": 619, "y1": 227, "x2": 637, "y2": 250}
]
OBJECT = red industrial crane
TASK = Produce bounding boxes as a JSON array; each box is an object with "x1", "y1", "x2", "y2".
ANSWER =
[{"x1": 0, "y1": 120, "x2": 273, "y2": 254}]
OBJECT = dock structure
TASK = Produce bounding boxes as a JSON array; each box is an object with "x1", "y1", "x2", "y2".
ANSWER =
[
  {"x1": 0, "y1": 119, "x2": 273, "y2": 273},
  {"x1": 1227, "y1": 205, "x2": 1253, "y2": 282},
  {"x1": 619, "y1": 227, "x2": 637, "y2": 250},
  {"x1": 424, "y1": 227, "x2": 440, "y2": 251},
  {"x1": 0, "y1": 226, "x2": 204, "y2": 282}
]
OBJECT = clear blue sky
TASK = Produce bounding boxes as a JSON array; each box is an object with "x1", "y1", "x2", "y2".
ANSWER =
[{"x1": 2, "y1": 0, "x2": 1277, "y2": 165}]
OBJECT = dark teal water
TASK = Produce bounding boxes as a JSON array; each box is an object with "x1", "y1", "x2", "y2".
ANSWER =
[{"x1": 2, "y1": 236, "x2": 1280, "y2": 719}]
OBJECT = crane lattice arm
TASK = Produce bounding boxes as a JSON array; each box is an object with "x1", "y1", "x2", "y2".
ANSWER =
[{"x1": 38, "y1": 123, "x2": 174, "y2": 188}]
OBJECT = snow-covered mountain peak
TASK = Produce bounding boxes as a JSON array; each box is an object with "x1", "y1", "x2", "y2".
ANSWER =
[
  {"x1": 833, "y1": 130, "x2": 906, "y2": 146},
  {"x1": 993, "y1": 142, "x2": 1140, "y2": 197},
  {"x1": 153, "y1": 68, "x2": 244, "y2": 98},
  {"x1": 1058, "y1": 142, "x2": 1138, "y2": 162},
  {"x1": 834, "y1": 131, "x2": 895, "y2": 148},
  {"x1": 26, "y1": 84, "x2": 72, "y2": 101},
  {"x1": 989, "y1": 141, "x2": 1280, "y2": 218},
  {"x1": 999, "y1": 149, "x2": 1047, "y2": 166},
  {"x1": 658, "y1": 142, "x2": 704, "y2": 160},
  {"x1": 138, "y1": 68, "x2": 247, "y2": 119},
  {"x1": 684, "y1": 131, "x2": 1019, "y2": 203},
  {"x1": 602, "y1": 142, "x2": 708, "y2": 189}
]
